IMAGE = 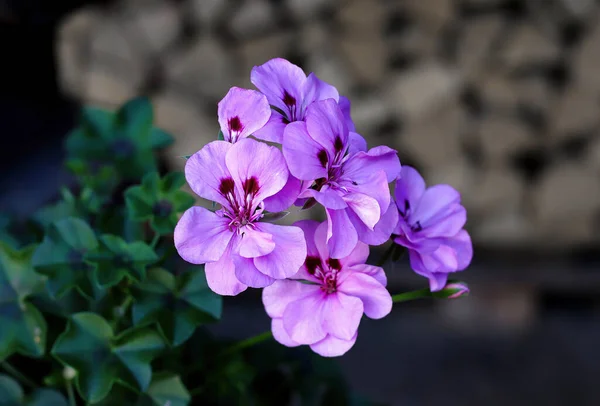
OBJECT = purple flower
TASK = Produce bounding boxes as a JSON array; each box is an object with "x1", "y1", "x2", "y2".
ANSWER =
[
  {"x1": 282, "y1": 99, "x2": 401, "y2": 259},
  {"x1": 263, "y1": 220, "x2": 392, "y2": 357},
  {"x1": 250, "y1": 58, "x2": 354, "y2": 143},
  {"x1": 217, "y1": 87, "x2": 271, "y2": 143},
  {"x1": 393, "y1": 166, "x2": 473, "y2": 291},
  {"x1": 174, "y1": 139, "x2": 307, "y2": 296}
]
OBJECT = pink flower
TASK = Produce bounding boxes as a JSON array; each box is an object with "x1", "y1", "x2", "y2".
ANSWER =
[
  {"x1": 217, "y1": 87, "x2": 271, "y2": 143},
  {"x1": 263, "y1": 220, "x2": 392, "y2": 357},
  {"x1": 174, "y1": 139, "x2": 307, "y2": 296}
]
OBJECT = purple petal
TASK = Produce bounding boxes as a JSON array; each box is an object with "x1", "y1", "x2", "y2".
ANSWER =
[
  {"x1": 218, "y1": 87, "x2": 270, "y2": 143},
  {"x1": 348, "y1": 131, "x2": 367, "y2": 154},
  {"x1": 271, "y1": 318, "x2": 301, "y2": 347},
  {"x1": 348, "y1": 196, "x2": 399, "y2": 246},
  {"x1": 283, "y1": 290, "x2": 328, "y2": 344},
  {"x1": 310, "y1": 332, "x2": 357, "y2": 357},
  {"x1": 225, "y1": 138, "x2": 288, "y2": 202},
  {"x1": 263, "y1": 279, "x2": 318, "y2": 318},
  {"x1": 305, "y1": 99, "x2": 348, "y2": 158},
  {"x1": 233, "y1": 255, "x2": 276, "y2": 288},
  {"x1": 293, "y1": 220, "x2": 321, "y2": 257},
  {"x1": 174, "y1": 207, "x2": 233, "y2": 263},
  {"x1": 263, "y1": 174, "x2": 303, "y2": 212},
  {"x1": 313, "y1": 220, "x2": 331, "y2": 261},
  {"x1": 301, "y1": 187, "x2": 348, "y2": 210},
  {"x1": 421, "y1": 204, "x2": 467, "y2": 238},
  {"x1": 282, "y1": 121, "x2": 328, "y2": 180},
  {"x1": 338, "y1": 273, "x2": 392, "y2": 319},
  {"x1": 302, "y1": 73, "x2": 339, "y2": 109},
  {"x1": 342, "y1": 169, "x2": 391, "y2": 214},
  {"x1": 428, "y1": 272, "x2": 449, "y2": 292},
  {"x1": 412, "y1": 184, "x2": 461, "y2": 225},
  {"x1": 254, "y1": 223, "x2": 307, "y2": 279},
  {"x1": 343, "y1": 146, "x2": 401, "y2": 183},
  {"x1": 252, "y1": 111, "x2": 287, "y2": 144},
  {"x1": 322, "y1": 292, "x2": 363, "y2": 340},
  {"x1": 343, "y1": 192, "x2": 381, "y2": 230},
  {"x1": 446, "y1": 230, "x2": 473, "y2": 270},
  {"x1": 205, "y1": 240, "x2": 247, "y2": 296},
  {"x1": 394, "y1": 166, "x2": 426, "y2": 215},
  {"x1": 338, "y1": 96, "x2": 356, "y2": 132},
  {"x1": 326, "y1": 208, "x2": 358, "y2": 259},
  {"x1": 251, "y1": 58, "x2": 306, "y2": 116},
  {"x1": 346, "y1": 264, "x2": 387, "y2": 286},
  {"x1": 238, "y1": 226, "x2": 275, "y2": 258},
  {"x1": 185, "y1": 141, "x2": 232, "y2": 207},
  {"x1": 339, "y1": 241, "x2": 369, "y2": 268}
]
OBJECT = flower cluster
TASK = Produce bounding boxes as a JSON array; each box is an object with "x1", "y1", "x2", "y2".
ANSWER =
[{"x1": 175, "y1": 58, "x2": 473, "y2": 356}]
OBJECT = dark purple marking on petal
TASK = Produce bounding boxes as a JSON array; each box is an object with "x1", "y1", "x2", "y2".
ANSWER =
[
  {"x1": 317, "y1": 150, "x2": 328, "y2": 168},
  {"x1": 243, "y1": 176, "x2": 260, "y2": 196},
  {"x1": 404, "y1": 199, "x2": 410, "y2": 213},
  {"x1": 281, "y1": 116, "x2": 290, "y2": 125},
  {"x1": 219, "y1": 177, "x2": 235, "y2": 195},
  {"x1": 228, "y1": 116, "x2": 243, "y2": 132},
  {"x1": 282, "y1": 90, "x2": 296, "y2": 107},
  {"x1": 305, "y1": 256, "x2": 321, "y2": 275},
  {"x1": 327, "y1": 258, "x2": 342, "y2": 270},
  {"x1": 334, "y1": 136, "x2": 344, "y2": 153},
  {"x1": 411, "y1": 221, "x2": 423, "y2": 232}
]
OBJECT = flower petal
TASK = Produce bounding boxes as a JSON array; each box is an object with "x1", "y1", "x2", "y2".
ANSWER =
[
  {"x1": 238, "y1": 226, "x2": 275, "y2": 258},
  {"x1": 225, "y1": 138, "x2": 288, "y2": 202},
  {"x1": 283, "y1": 290, "x2": 328, "y2": 344},
  {"x1": 302, "y1": 73, "x2": 339, "y2": 109},
  {"x1": 174, "y1": 207, "x2": 233, "y2": 263},
  {"x1": 428, "y1": 272, "x2": 449, "y2": 292},
  {"x1": 282, "y1": 121, "x2": 328, "y2": 180},
  {"x1": 346, "y1": 264, "x2": 387, "y2": 286},
  {"x1": 411, "y1": 184, "x2": 461, "y2": 227},
  {"x1": 343, "y1": 146, "x2": 401, "y2": 183},
  {"x1": 339, "y1": 241, "x2": 369, "y2": 268},
  {"x1": 338, "y1": 96, "x2": 356, "y2": 132},
  {"x1": 394, "y1": 166, "x2": 426, "y2": 216},
  {"x1": 348, "y1": 200, "x2": 398, "y2": 246},
  {"x1": 322, "y1": 292, "x2": 363, "y2": 340},
  {"x1": 233, "y1": 255, "x2": 275, "y2": 288},
  {"x1": 338, "y1": 273, "x2": 392, "y2": 319},
  {"x1": 185, "y1": 141, "x2": 232, "y2": 206},
  {"x1": 342, "y1": 170, "x2": 391, "y2": 214},
  {"x1": 420, "y1": 203, "x2": 467, "y2": 238},
  {"x1": 217, "y1": 87, "x2": 270, "y2": 142},
  {"x1": 254, "y1": 223, "x2": 307, "y2": 279},
  {"x1": 343, "y1": 192, "x2": 381, "y2": 230},
  {"x1": 251, "y1": 58, "x2": 306, "y2": 117},
  {"x1": 301, "y1": 187, "x2": 348, "y2": 210},
  {"x1": 305, "y1": 99, "x2": 349, "y2": 158},
  {"x1": 310, "y1": 332, "x2": 357, "y2": 357},
  {"x1": 252, "y1": 111, "x2": 288, "y2": 144},
  {"x1": 446, "y1": 229, "x2": 473, "y2": 270},
  {"x1": 326, "y1": 208, "x2": 358, "y2": 259},
  {"x1": 293, "y1": 220, "x2": 321, "y2": 257},
  {"x1": 205, "y1": 240, "x2": 247, "y2": 296},
  {"x1": 271, "y1": 318, "x2": 301, "y2": 347},
  {"x1": 348, "y1": 131, "x2": 367, "y2": 154},
  {"x1": 263, "y1": 174, "x2": 303, "y2": 212},
  {"x1": 263, "y1": 279, "x2": 318, "y2": 318}
]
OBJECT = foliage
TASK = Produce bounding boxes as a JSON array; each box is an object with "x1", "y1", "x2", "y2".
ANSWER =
[{"x1": 0, "y1": 97, "x2": 362, "y2": 405}]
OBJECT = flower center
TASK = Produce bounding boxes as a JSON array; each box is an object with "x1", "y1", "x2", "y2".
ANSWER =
[
  {"x1": 398, "y1": 199, "x2": 422, "y2": 232},
  {"x1": 218, "y1": 176, "x2": 264, "y2": 232},
  {"x1": 306, "y1": 256, "x2": 342, "y2": 294}
]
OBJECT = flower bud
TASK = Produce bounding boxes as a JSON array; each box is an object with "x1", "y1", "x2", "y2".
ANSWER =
[
  {"x1": 63, "y1": 366, "x2": 76, "y2": 381},
  {"x1": 433, "y1": 281, "x2": 469, "y2": 299}
]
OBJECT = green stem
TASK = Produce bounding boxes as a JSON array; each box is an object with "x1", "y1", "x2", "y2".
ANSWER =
[
  {"x1": 376, "y1": 243, "x2": 395, "y2": 267},
  {"x1": 221, "y1": 330, "x2": 273, "y2": 356},
  {"x1": 150, "y1": 232, "x2": 160, "y2": 248},
  {"x1": 1, "y1": 361, "x2": 36, "y2": 389},
  {"x1": 392, "y1": 288, "x2": 432, "y2": 303},
  {"x1": 66, "y1": 379, "x2": 76, "y2": 406}
]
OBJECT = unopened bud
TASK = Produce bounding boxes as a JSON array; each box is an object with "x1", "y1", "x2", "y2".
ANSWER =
[
  {"x1": 63, "y1": 366, "x2": 77, "y2": 381},
  {"x1": 433, "y1": 281, "x2": 469, "y2": 299}
]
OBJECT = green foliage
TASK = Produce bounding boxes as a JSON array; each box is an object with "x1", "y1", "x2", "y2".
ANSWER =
[{"x1": 0, "y1": 96, "x2": 360, "y2": 406}]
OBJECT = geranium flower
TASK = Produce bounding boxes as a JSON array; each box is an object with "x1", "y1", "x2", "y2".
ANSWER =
[
  {"x1": 393, "y1": 166, "x2": 473, "y2": 291},
  {"x1": 282, "y1": 99, "x2": 401, "y2": 259},
  {"x1": 250, "y1": 58, "x2": 354, "y2": 143},
  {"x1": 263, "y1": 220, "x2": 392, "y2": 357},
  {"x1": 174, "y1": 139, "x2": 307, "y2": 296},
  {"x1": 217, "y1": 87, "x2": 271, "y2": 143}
]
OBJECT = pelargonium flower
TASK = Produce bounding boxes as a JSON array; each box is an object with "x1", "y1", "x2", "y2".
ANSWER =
[
  {"x1": 263, "y1": 220, "x2": 392, "y2": 357},
  {"x1": 174, "y1": 139, "x2": 307, "y2": 296},
  {"x1": 393, "y1": 166, "x2": 473, "y2": 291},
  {"x1": 282, "y1": 99, "x2": 401, "y2": 259},
  {"x1": 250, "y1": 58, "x2": 354, "y2": 143},
  {"x1": 217, "y1": 87, "x2": 271, "y2": 143}
]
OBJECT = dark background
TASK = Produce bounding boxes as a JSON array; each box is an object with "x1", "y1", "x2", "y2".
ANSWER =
[{"x1": 2, "y1": 0, "x2": 600, "y2": 404}]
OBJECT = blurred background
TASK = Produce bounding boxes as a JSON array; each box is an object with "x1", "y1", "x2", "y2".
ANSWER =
[{"x1": 2, "y1": 0, "x2": 600, "y2": 404}]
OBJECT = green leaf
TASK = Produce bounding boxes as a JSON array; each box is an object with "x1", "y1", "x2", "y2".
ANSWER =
[
  {"x1": 149, "y1": 128, "x2": 174, "y2": 149},
  {"x1": 91, "y1": 235, "x2": 158, "y2": 287},
  {"x1": 32, "y1": 218, "x2": 99, "y2": 299},
  {"x1": 137, "y1": 373, "x2": 190, "y2": 406},
  {"x1": 27, "y1": 389, "x2": 68, "y2": 406},
  {"x1": 51, "y1": 313, "x2": 165, "y2": 403},
  {"x1": 133, "y1": 268, "x2": 221, "y2": 347},
  {"x1": 125, "y1": 172, "x2": 195, "y2": 236},
  {"x1": 116, "y1": 97, "x2": 153, "y2": 143},
  {"x1": 0, "y1": 374, "x2": 23, "y2": 405},
  {"x1": 0, "y1": 242, "x2": 47, "y2": 359},
  {"x1": 80, "y1": 107, "x2": 114, "y2": 141}
]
